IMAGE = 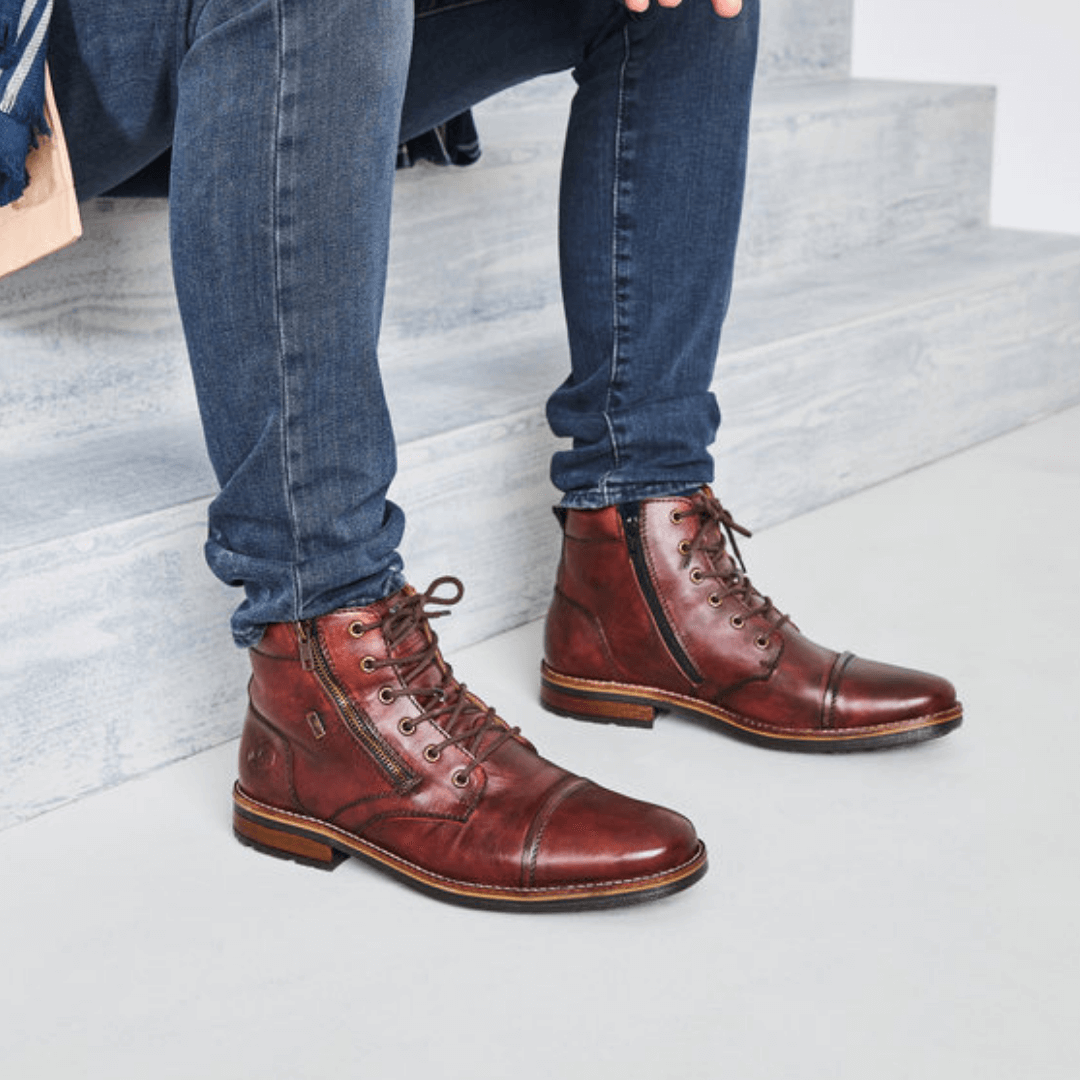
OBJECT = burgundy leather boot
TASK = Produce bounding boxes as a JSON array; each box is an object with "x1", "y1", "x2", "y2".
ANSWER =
[
  {"x1": 541, "y1": 489, "x2": 962, "y2": 751},
  {"x1": 233, "y1": 577, "x2": 706, "y2": 909}
]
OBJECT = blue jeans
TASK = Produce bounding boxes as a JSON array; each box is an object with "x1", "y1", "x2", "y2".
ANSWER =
[{"x1": 50, "y1": 0, "x2": 758, "y2": 646}]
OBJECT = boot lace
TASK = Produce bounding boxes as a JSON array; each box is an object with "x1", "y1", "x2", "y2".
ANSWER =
[
  {"x1": 359, "y1": 577, "x2": 520, "y2": 783},
  {"x1": 676, "y1": 493, "x2": 792, "y2": 632}
]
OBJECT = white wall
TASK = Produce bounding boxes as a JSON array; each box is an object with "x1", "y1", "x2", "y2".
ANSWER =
[{"x1": 852, "y1": 0, "x2": 1080, "y2": 236}]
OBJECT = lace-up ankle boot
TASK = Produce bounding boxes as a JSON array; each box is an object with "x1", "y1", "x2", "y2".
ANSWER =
[
  {"x1": 541, "y1": 489, "x2": 962, "y2": 751},
  {"x1": 233, "y1": 577, "x2": 706, "y2": 909}
]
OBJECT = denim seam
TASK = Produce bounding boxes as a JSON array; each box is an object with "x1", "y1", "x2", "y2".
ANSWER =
[
  {"x1": 598, "y1": 24, "x2": 632, "y2": 505},
  {"x1": 270, "y1": 0, "x2": 303, "y2": 621}
]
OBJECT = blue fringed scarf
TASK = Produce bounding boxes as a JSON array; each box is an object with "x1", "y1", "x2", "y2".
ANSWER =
[{"x1": 0, "y1": 0, "x2": 51, "y2": 207}]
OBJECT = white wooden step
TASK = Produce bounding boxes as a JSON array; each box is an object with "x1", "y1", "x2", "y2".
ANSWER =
[
  {"x1": 757, "y1": 0, "x2": 852, "y2": 83},
  {"x1": 3, "y1": 226, "x2": 1078, "y2": 829},
  {"x1": 0, "y1": 77, "x2": 993, "y2": 452}
]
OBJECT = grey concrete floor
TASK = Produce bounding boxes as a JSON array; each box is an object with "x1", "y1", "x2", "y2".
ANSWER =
[{"x1": 2, "y1": 405, "x2": 1077, "y2": 1080}]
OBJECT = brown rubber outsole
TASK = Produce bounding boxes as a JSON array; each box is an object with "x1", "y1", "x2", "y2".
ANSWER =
[
  {"x1": 232, "y1": 784, "x2": 708, "y2": 912},
  {"x1": 540, "y1": 663, "x2": 963, "y2": 753}
]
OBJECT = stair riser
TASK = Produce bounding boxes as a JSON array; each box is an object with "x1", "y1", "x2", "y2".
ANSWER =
[
  {"x1": 757, "y1": 0, "x2": 852, "y2": 83},
  {"x1": 384, "y1": 82, "x2": 996, "y2": 331},
  {"x1": 0, "y1": 201, "x2": 193, "y2": 450},
  {"x1": 4, "y1": 250, "x2": 1077, "y2": 829},
  {"x1": 718, "y1": 258, "x2": 1080, "y2": 519},
  {"x1": 0, "y1": 81, "x2": 992, "y2": 451},
  {"x1": 740, "y1": 85, "x2": 993, "y2": 280}
]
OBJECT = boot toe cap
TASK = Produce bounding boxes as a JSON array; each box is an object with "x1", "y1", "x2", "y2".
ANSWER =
[
  {"x1": 527, "y1": 780, "x2": 702, "y2": 889},
  {"x1": 834, "y1": 656, "x2": 960, "y2": 732}
]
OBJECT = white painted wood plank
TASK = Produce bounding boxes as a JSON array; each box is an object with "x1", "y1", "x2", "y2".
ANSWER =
[
  {"x1": 0, "y1": 79, "x2": 994, "y2": 450},
  {"x1": 3, "y1": 228, "x2": 1078, "y2": 829},
  {"x1": 0, "y1": 200, "x2": 194, "y2": 448},
  {"x1": 757, "y1": 0, "x2": 853, "y2": 83},
  {"x1": 739, "y1": 79, "x2": 993, "y2": 279}
]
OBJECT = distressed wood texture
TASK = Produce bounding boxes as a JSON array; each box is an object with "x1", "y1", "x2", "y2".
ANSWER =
[
  {"x1": 739, "y1": 80, "x2": 993, "y2": 279},
  {"x1": 1, "y1": 0, "x2": 1078, "y2": 827},
  {"x1": 756, "y1": 0, "x2": 852, "y2": 83},
  {"x1": 0, "y1": 200, "x2": 193, "y2": 450},
  {"x1": 0, "y1": 78, "x2": 992, "y2": 450},
  {"x1": 4, "y1": 228, "x2": 1080, "y2": 828}
]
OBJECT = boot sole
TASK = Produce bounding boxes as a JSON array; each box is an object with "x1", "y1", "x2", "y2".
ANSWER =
[
  {"x1": 540, "y1": 664, "x2": 963, "y2": 753},
  {"x1": 232, "y1": 784, "x2": 708, "y2": 911}
]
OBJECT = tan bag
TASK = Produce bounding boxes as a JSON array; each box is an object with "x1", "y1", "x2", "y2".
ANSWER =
[{"x1": 0, "y1": 69, "x2": 82, "y2": 280}]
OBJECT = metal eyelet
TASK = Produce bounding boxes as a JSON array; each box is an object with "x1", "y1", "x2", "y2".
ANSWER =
[
  {"x1": 348, "y1": 621, "x2": 367, "y2": 638},
  {"x1": 423, "y1": 745, "x2": 441, "y2": 763},
  {"x1": 670, "y1": 510, "x2": 683, "y2": 524},
  {"x1": 451, "y1": 769, "x2": 470, "y2": 788},
  {"x1": 378, "y1": 686, "x2": 395, "y2": 705},
  {"x1": 730, "y1": 614, "x2": 745, "y2": 629},
  {"x1": 708, "y1": 593, "x2": 723, "y2": 608},
  {"x1": 360, "y1": 656, "x2": 377, "y2": 673},
  {"x1": 398, "y1": 717, "x2": 416, "y2": 736},
  {"x1": 677, "y1": 539, "x2": 692, "y2": 556},
  {"x1": 754, "y1": 635, "x2": 770, "y2": 649},
  {"x1": 689, "y1": 567, "x2": 704, "y2": 585}
]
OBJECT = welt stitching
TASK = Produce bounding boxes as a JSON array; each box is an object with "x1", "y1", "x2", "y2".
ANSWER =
[
  {"x1": 554, "y1": 669, "x2": 958, "y2": 737},
  {"x1": 239, "y1": 789, "x2": 703, "y2": 893}
]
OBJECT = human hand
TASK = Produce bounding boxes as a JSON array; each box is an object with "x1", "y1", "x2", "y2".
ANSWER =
[{"x1": 622, "y1": 0, "x2": 742, "y2": 17}]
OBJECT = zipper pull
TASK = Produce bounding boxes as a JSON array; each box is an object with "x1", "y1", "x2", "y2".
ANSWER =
[{"x1": 296, "y1": 621, "x2": 316, "y2": 671}]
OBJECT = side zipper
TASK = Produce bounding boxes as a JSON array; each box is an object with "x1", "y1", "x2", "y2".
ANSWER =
[
  {"x1": 296, "y1": 621, "x2": 417, "y2": 791},
  {"x1": 618, "y1": 504, "x2": 703, "y2": 685}
]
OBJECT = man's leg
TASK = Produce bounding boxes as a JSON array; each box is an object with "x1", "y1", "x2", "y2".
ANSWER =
[
  {"x1": 51, "y1": 0, "x2": 708, "y2": 909},
  {"x1": 549, "y1": 0, "x2": 759, "y2": 505},
  {"x1": 532, "y1": 2, "x2": 962, "y2": 749},
  {"x1": 53, "y1": 0, "x2": 412, "y2": 648},
  {"x1": 170, "y1": 0, "x2": 413, "y2": 646}
]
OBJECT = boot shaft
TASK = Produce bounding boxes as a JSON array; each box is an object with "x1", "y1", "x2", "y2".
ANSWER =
[{"x1": 546, "y1": 494, "x2": 780, "y2": 695}]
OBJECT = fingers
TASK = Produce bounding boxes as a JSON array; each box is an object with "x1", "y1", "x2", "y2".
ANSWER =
[{"x1": 623, "y1": 0, "x2": 743, "y2": 16}]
